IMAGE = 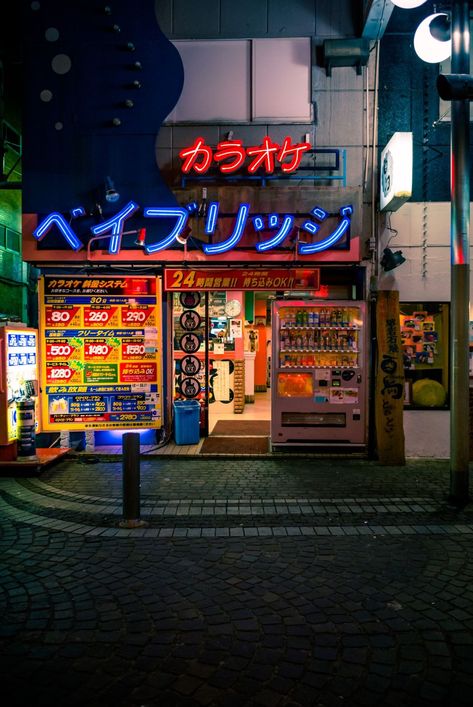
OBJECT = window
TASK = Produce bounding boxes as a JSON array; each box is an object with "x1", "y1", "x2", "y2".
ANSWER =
[
  {"x1": 166, "y1": 38, "x2": 312, "y2": 123},
  {"x1": 400, "y1": 302, "x2": 449, "y2": 409},
  {"x1": 6, "y1": 229, "x2": 21, "y2": 253}
]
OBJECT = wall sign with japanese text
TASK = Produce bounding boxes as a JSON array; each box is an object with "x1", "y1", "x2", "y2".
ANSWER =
[
  {"x1": 164, "y1": 268, "x2": 320, "y2": 292},
  {"x1": 39, "y1": 276, "x2": 163, "y2": 431},
  {"x1": 28, "y1": 202, "x2": 353, "y2": 258},
  {"x1": 179, "y1": 136, "x2": 311, "y2": 175}
]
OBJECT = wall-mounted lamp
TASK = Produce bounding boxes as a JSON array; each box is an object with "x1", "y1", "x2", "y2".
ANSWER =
[
  {"x1": 105, "y1": 176, "x2": 120, "y2": 203},
  {"x1": 134, "y1": 228, "x2": 146, "y2": 247},
  {"x1": 381, "y1": 247, "x2": 406, "y2": 272},
  {"x1": 176, "y1": 224, "x2": 193, "y2": 245}
]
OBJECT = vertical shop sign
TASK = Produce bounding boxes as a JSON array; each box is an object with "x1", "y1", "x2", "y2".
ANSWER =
[
  {"x1": 177, "y1": 293, "x2": 203, "y2": 399},
  {"x1": 39, "y1": 276, "x2": 162, "y2": 431},
  {"x1": 375, "y1": 290, "x2": 405, "y2": 465}
]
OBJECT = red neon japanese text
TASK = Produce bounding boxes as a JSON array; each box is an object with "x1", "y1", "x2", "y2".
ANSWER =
[{"x1": 179, "y1": 136, "x2": 311, "y2": 175}]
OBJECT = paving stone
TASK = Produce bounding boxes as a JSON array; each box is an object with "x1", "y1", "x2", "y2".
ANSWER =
[{"x1": 1, "y1": 457, "x2": 473, "y2": 706}]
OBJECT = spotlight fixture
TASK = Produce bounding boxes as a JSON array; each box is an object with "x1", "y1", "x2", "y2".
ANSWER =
[
  {"x1": 134, "y1": 228, "x2": 146, "y2": 247},
  {"x1": 105, "y1": 176, "x2": 120, "y2": 203},
  {"x1": 381, "y1": 247, "x2": 406, "y2": 272},
  {"x1": 176, "y1": 224, "x2": 193, "y2": 245}
]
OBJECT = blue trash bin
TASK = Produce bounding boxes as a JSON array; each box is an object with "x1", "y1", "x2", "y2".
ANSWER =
[{"x1": 173, "y1": 400, "x2": 201, "y2": 445}]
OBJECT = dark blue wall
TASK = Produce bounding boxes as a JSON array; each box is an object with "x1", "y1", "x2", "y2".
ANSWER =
[
  {"x1": 22, "y1": 0, "x2": 183, "y2": 236},
  {"x1": 379, "y1": 5, "x2": 473, "y2": 203}
]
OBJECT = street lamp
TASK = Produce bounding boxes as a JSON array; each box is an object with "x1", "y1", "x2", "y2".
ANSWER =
[
  {"x1": 414, "y1": 13, "x2": 451, "y2": 62},
  {"x1": 393, "y1": 0, "x2": 471, "y2": 504}
]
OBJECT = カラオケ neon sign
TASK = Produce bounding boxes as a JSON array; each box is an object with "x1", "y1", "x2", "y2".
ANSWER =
[
  {"x1": 33, "y1": 201, "x2": 353, "y2": 256},
  {"x1": 179, "y1": 136, "x2": 312, "y2": 175}
]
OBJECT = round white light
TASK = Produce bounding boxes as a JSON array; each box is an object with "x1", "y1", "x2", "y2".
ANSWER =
[
  {"x1": 413, "y1": 13, "x2": 451, "y2": 63},
  {"x1": 391, "y1": 0, "x2": 428, "y2": 8}
]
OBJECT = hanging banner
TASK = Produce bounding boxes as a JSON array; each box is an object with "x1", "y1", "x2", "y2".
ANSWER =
[
  {"x1": 164, "y1": 268, "x2": 320, "y2": 291},
  {"x1": 375, "y1": 290, "x2": 405, "y2": 465},
  {"x1": 39, "y1": 275, "x2": 162, "y2": 431}
]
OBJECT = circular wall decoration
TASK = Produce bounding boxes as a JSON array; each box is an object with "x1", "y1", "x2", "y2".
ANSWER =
[
  {"x1": 180, "y1": 292, "x2": 201, "y2": 309},
  {"x1": 180, "y1": 377, "x2": 201, "y2": 398},
  {"x1": 180, "y1": 310, "x2": 202, "y2": 331},
  {"x1": 179, "y1": 332, "x2": 201, "y2": 353},
  {"x1": 181, "y1": 355, "x2": 201, "y2": 376}
]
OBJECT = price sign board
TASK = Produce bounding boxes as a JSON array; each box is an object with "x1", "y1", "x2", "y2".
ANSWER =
[{"x1": 39, "y1": 276, "x2": 163, "y2": 431}]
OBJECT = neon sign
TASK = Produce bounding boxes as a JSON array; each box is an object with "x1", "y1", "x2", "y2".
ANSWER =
[
  {"x1": 179, "y1": 136, "x2": 312, "y2": 175},
  {"x1": 32, "y1": 201, "x2": 353, "y2": 256}
]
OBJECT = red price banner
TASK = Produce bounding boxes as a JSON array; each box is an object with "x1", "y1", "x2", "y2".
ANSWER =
[
  {"x1": 121, "y1": 307, "x2": 154, "y2": 326},
  {"x1": 45, "y1": 306, "x2": 80, "y2": 326},
  {"x1": 83, "y1": 307, "x2": 118, "y2": 327},
  {"x1": 119, "y1": 362, "x2": 157, "y2": 382},
  {"x1": 164, "y1": 268, "x2": 320, "y2": 291},
  {"x1": 46, "y1": 363, "x2": 74, "y2": 383},
  {"x1": 122, "y1": 340, "x2": 146, "y2": 359},
  {"x1": 46, "y1": 342, "x2": 74, "y2": 359},
  {"x1": 84, "y1": 342, "x2": 113, "y2": 360}
]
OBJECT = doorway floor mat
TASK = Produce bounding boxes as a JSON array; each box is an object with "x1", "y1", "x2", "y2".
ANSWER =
[
  {"x1": 211, "y1": 420, "x2": 270, "y2": 436},
  {"x1": 200, "y1": 436, "x2": 269, "y2": 455}
]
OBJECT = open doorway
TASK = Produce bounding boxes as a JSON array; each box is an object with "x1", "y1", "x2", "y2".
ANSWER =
[{"x1": 172, "y1": 290, "x2": 274, "y2": 439}]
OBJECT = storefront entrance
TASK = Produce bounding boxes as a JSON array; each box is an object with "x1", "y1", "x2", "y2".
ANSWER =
[
  {"x1": 172, "y1": 289, "x2": 274, "y2": 452},
  {"x1": 168, "y1": 265, "x2": 368, "y2": 454}
]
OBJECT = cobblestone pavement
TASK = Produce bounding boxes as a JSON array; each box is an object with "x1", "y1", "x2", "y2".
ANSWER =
[{"x1": 1, "y1": 455, "x2": 473, "y2": 707}]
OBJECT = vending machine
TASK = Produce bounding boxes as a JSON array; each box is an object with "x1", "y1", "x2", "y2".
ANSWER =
[
  {"x1": 0, "y1": 325, "x2": 39, "y2": 446},
  {"x1": 271, "y1": 300, "x2": 368, "y2": 448}
]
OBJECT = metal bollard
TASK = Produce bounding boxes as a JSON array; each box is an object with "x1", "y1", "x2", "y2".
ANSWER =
[{"x1": 119, "y1": 432, "x2": 147, "y2": 528}]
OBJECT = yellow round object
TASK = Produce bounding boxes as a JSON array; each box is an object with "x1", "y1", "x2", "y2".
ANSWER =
[{"x1": 412, "y1": 378, "x2": 446, "y2": 407}]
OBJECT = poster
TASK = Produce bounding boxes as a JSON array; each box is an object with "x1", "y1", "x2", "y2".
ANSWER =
[
  {"x1": 229, "y1": 319, "x2": 242, "y2": 339},
  {"x1": 39, "y1": 276, "x2": 162, "y2": 431},
  {"x1": 400, "y1": 310, "x2": 437, "y2": 368}
]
